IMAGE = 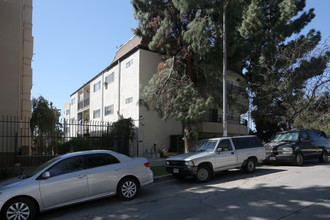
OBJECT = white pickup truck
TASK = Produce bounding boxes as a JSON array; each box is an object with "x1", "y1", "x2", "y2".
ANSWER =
[{"x1": 165, "y1": 135, "x2": 266, "y2": 182}]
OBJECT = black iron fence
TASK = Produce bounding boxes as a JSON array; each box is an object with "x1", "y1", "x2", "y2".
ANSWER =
[{"x1": 0, "y1": 116, "x2": 129, "y2": 168}]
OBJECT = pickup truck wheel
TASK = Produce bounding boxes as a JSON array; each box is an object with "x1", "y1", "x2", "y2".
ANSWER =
[
  {"x1": 295, "y1": 153, "x2": 304, "y2": 166},
  {"x1": 319, "y1": 151, "x2": 328, "y2": 163},
  {"x1": 195, "y1": 165, "x2": 211, "y2": 183},
  {"x1": 244, "y1": 159, "x2": 256, "y2": 173}
]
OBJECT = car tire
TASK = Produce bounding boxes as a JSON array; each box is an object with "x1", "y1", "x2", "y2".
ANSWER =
[
  {"x1": 1, "y1": 197, "x2": 36, "y2": 220},
  {"x1": 295, "y1": 153, "x2": 304, "y2": 166},
  {"x1": 117, "y1": 177, "x2": 139, "y2": 200},
  {"x1": 244, "y1": 158, "x2": 256, "y2": 173},
  {"x1": 195, "y1": 165, "x2": 211, "y2": 183},
  {"x1": 319, "y1": 151, "x2": 328, "y2": 163}
]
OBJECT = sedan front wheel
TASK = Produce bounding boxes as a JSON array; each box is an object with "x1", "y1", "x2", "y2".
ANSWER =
[{"x1": 1, "y1": 197, "x2": 36, "y2": 220}]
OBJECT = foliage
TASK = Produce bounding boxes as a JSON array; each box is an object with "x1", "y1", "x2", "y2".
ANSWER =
[
  {"x1": 239, "y1": 0, "x2": 329, "y2": 140},
  {"x1": 58, "y1": 137, "x2": 91, "y2": 154},
  {"x1": 108, "y1": 117, "x2": 135, "y2": 141},
  {"x1": 132, "y1": 0, "x2": 248, "y2": 152},
  {"x1": 30, "y1": 96, "x2": 58, "y2": 136},
  {"x1": 293, "y1": 92, "x2": 330, "y2": 137},
  {"x1": 150, "y1": 165, "x2": 168, "y2": 177},
  {"x1": 30, "y1": 96, "x2": 62, "y2": 154}
]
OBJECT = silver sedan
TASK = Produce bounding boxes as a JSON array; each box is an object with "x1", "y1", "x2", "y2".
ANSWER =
[{"x1": 0, "y1": 150, "x2": 153, "y2": 220}]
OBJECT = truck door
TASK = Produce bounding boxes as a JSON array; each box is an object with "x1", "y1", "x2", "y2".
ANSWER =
[{"x1": 214, "y1": 139, "x2": 237, "y2": 171}]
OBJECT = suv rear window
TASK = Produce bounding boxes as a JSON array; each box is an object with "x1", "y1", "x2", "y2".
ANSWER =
[
  {"x1": 307, "y1": 130, "x2": 328, "y2": 142},
  {"x1": 232, "y1": 137, "x2": 262, "y2": 149}
]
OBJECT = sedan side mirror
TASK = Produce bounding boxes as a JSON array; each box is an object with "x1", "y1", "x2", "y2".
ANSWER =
[
  {"x1": 217, "y1": 148, "x2": 222, "y2": 154},
  {"x1": 42, "y1": 171, "x2": 51, "y2": 179}
]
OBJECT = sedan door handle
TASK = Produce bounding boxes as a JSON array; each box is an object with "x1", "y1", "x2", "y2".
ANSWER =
[
  {"x1": 231, "y1": 152, "x2": 234, "y2": 155},
  {"x1": 77, "y1": 174, "x2": 86, "y2": 178},
  {"x1": 115, "y1": 167, "x2": 121, "y2": 171}
]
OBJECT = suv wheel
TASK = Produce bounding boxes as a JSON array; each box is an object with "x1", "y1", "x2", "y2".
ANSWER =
[
  {"x1": 319, "y1": 151, "x2": 328, "y2": 163},
  {"x1": 244, "y1": 158, "x2": 256, "y2": 173},
  {"x1": 195, "y1": 165, "x2": 211, "y2": 183},
  {"x1": 295, "y1": 153, "x2": 304, "y2": 166}
]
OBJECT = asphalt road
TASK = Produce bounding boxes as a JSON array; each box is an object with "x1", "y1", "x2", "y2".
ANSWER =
[{"x1": 38, "y1": 161, "x2": 330, "y2": 220}]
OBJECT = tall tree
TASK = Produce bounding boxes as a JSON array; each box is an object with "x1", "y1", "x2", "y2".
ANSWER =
[
  {"x1": 132, "y1": 0, "x2": 247, "y2": 152},
  {"x1": 30, "y1": 96, "x2": 61, "y2": 154},
  {"x1": 239, "y1": 0, "x2": 329, "y2": 140}
]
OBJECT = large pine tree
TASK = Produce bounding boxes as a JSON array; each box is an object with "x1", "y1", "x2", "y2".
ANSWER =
[
  {"x1": 239, "y1": 0, "x2": 329, "y2": 140},
  {"x1": 132, "y1": 0, "x2": 247, "y2": 152}
]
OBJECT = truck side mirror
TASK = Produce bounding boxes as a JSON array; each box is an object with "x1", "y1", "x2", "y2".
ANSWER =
[{"x1": 217, "y1": 148, "x2": 222, "y2": 154}]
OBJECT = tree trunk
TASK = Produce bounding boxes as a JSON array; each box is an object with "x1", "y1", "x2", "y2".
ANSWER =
[{"x1": 183, "y1": 123, "x2": 194, "y2": 153}]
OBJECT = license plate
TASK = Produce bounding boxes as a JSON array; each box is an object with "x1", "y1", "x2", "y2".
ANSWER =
[
  {"x1": 173, "y1": 168, "x2": 179, "y2": 173},
  {"x1": 269, "y1": 157, "x2": 276, "y2": 161}
]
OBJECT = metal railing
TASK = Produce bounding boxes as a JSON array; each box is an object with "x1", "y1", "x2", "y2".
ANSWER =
[{"x1": 0, "y1": 116, "x2": 129, "y2": 168}]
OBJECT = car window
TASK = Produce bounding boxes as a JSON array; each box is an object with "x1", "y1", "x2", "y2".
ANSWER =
[
  {"x1": 300, "y1": 131, "x2": 309, "y2": 141},
  {"x1": 307, "y1": 130, "x2": 328, "y2": 142},
  {"x1": 87, "y1": 153, "x2": 120, "y2": 168},
  {"x1": 232, "y1": 137, "x2": 262, "y2": 149},
  {"x1": 218, "y1": 139, "x2": 233, "y2": 151},
  {"x1": 191, "y1": 140, "x2": 218, "y2": 152},
  {"x1": 48, "y1": 156, "x2": 84, "y2": 177}
]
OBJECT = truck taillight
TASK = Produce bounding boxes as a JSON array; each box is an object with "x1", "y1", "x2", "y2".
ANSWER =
[{"x1": 144, "y1": 162, "x2": 150, "y2": 167}]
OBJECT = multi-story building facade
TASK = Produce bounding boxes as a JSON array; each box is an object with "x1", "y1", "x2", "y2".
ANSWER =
[
  {"x1": 0, "y1": 0, "x2": 33, "y2": 119},
  {"x1": 64, "y1": 36, "x2": 248, "y2": 156},
  {"x1": 0, "y1": 0, "x2": 33, "y2": 166}
]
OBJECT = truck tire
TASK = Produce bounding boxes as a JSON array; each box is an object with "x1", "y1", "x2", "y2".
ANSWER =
[
  {"x1": 195, "y1": 165, "x2": 211, "y2": 183},
  {"x1": 319, "y1": 151, "x2": 328, "y2": 163},
  {"x1": 244, "y1": 158, "x2": 256, "y2": 173},
  {"x1": 295, "y1": 153, "x2": 304, "y2": 166}
]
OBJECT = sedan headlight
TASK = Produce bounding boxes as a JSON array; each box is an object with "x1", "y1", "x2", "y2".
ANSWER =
[{"x1": 184, "y1": 161, "x2": 195, "y2": 166}]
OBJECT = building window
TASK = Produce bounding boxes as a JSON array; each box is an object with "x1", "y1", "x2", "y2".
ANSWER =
[
  {"x1": 125, "y1": 97, "x2": 133, "y2": 104},
  {"x1": 93, "y1": 109, "x2": 100, "y2": 119},
  {"x1": 66, "y1": 110, "x2": 70, "y2": 115},
  {"x1": 105, "y1": 72, "x2": 114, "y2": 85},
  {"x1": 126, "y1": 59, "x2": 133, "y2": 68},
  {"x1": 71, "y1": 97, "x2": 75, "y2": 105},
  {"x1": 105, "y1": 105, "x2": 114, "y2": 116},
  {"x1": 93, "y1": 81, "x2": 101, "y2": 92}
]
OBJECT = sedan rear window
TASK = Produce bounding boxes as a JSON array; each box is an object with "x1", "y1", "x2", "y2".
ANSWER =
[{"x1": 87, "y1": 153, "x2": 120, "y2": 168}]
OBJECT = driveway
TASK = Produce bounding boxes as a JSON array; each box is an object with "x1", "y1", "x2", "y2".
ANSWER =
[{"x1": 32, "y1": 161, "x2": 330, "y2": 219}]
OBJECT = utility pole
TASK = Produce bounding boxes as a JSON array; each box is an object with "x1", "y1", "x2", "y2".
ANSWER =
[{"x1": 222, "y1": 0, "x2": 228, "y2": 137}]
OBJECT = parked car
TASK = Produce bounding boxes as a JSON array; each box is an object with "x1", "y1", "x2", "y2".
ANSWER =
[
  {"x1": 165, "y1": 135, "x2": 266, "y2": 183},
  {"x1": 0, "y1": 150, "x2": 153, "y2": 220},
  {"x1": 265, "y1": 129, "x2": 330, "y2": 165}
]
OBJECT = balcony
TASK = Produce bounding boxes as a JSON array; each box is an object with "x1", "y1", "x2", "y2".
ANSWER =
[
  {"x1": 199, "y1": 116, "x2": 248, "y2": 136},
  {"x1": 78, "y1": 97, "x2": 90, "y2": 111}
]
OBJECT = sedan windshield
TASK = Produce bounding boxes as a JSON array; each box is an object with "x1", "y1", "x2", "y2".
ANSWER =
[
  {"x1": 272, "y1": 132, "x2": 299, "y2": 142},
  {"x1": 191, "y1": 140, "x2": 218, "y2": 152}
]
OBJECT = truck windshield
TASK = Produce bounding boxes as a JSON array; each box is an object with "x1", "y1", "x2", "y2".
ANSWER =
[
  {"x1": 191, "y1": 140, "x2": 218, "y2": 152},
  {"x1": 272, "y1": 132, "x2": 299, "y2": 142}
]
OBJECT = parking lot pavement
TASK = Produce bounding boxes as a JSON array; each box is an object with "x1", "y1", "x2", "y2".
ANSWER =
[{"x1": 37, "y1": 161, "x2": 330, "y2": 220}]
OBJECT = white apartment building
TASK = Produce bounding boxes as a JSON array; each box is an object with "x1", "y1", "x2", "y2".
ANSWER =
[{"x1": 64, "y1": 36, "x2": 248, "y2": 156}]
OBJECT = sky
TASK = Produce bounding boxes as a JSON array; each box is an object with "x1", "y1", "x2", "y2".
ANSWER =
[{"x1": 31, "y1": 0, "x2": 330, "y2": 117}]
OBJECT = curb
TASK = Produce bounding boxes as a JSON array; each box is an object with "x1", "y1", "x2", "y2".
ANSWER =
[{"x1": 153, "y1": 174, "x2": 173, "y2": 182}]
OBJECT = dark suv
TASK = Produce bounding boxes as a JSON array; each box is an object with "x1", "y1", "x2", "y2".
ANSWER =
[{"x1": 265, "y1": 129, "x2": 329, "y2": 165}]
